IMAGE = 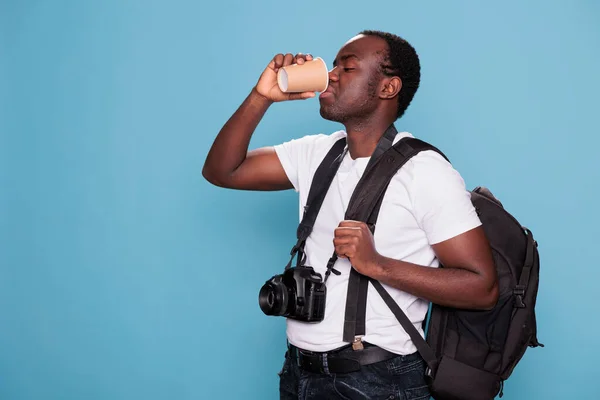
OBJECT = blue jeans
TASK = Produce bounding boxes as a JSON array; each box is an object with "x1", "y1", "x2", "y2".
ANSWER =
[{"x1": 278, "y1": 347, "x2": 431, "y2": 400}]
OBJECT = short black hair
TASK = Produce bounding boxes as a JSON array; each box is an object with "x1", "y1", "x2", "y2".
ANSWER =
[{"x1": 359, "y1": 30, "x2": 421, "y2": 119}]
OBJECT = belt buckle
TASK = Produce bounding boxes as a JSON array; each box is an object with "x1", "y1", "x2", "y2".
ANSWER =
[{"x1": 352, "y1": 336, "x2": 364, "y2": 351}]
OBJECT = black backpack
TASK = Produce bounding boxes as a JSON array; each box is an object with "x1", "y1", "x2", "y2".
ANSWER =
[{"x1": 296, "y1": 125, "x2": 543, "y2": 400}]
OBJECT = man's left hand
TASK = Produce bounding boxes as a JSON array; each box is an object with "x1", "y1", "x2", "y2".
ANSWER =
[{"x1": 333, "y1": 220, "x2": 382, "y2": 277}]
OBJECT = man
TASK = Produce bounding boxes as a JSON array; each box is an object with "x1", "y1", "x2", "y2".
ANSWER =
[{"x1": 203, "y1": 30, "x2": 498, "y2": 400}]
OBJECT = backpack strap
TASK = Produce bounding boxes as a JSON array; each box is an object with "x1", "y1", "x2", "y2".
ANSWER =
[
  {"x1": 370, "y1": 280, "x2": 438, "y2": 371},
  {"x1": 342, "y1": 137, "x2": 448, "y2": 373},
  {"x1": 513, "y1": 228, "x2": 536, "y2": 308},
  {"x1": 340, "y1": 124, "x2": 398, "y2": 345},
  {"x1": 285, "y1": 137, "x2": 347, "y2": 270}
]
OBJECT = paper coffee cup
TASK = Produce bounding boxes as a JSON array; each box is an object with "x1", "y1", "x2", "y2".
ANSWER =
[{"x1": 277, "y1": 57, "x2": 329, "y2": 93}]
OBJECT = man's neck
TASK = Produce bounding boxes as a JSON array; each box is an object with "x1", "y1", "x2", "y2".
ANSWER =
[{"x1": 344, "y1": 118, "x2": 395, "y2": 159}]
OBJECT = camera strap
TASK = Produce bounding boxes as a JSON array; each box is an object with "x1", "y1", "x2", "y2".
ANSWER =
[{"x1": 285, "y1": 137, "x2": 347, "y2": 271}]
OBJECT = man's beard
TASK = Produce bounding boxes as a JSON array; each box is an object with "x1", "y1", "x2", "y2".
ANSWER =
[
  {"x1": 320, "y1": 88, "x2": 378, "y2": 123},
  {"x1": 319, "y1": 91, "x2": 377, "y2": 123},
  {"x1": 319, "y1": 102, "x2": 346, "y2": 122}
]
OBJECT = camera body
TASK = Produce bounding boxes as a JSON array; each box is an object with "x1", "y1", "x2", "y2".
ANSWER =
[{"x1": 259, "y1": 266, "x2": 326, "y2": 322}]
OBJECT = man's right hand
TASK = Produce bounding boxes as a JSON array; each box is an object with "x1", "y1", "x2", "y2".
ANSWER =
[
  {"x1": 254, "y1": 53, "x2": 318, "y2": 102},
  {"x1": 205, "y1": 53, "x2": 317, "y2": 190}
]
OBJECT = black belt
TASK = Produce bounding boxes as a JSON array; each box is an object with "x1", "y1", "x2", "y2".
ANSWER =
[{"x1": 287, "y1": 342, "x2": 398, "y2": 374}]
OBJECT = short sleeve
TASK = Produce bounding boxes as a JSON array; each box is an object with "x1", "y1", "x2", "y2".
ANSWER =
[
  {"x1": 409, "y1": 151, "x2": 481, "y2": 244},
  {"x1": 273, "y1": 133, "x2": 336, "y2": 193}
]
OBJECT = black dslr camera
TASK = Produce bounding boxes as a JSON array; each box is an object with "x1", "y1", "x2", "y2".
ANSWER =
[{"x1": 258, "y1": 266, "x2": 326, "y2": 322}]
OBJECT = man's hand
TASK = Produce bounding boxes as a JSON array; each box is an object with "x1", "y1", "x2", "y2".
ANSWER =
[
  {"x1": 254, "y1": 53, "x2": 317, "y2": 102},
  {"x1": 333, "y1": 220, "x2": 382, "y2": 277},
  {"x1": 334, "y1": 223, "x2": 499, "y2": 310}
]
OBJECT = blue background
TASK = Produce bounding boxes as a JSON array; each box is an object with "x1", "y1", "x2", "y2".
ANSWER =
[{"x1": 2, "y1": 1, "x2": 599, "y2": 399}]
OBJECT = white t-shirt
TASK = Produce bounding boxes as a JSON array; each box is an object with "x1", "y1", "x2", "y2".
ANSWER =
[{"x1": 273, "y1": 130, "x2": 481, "y2": 355}]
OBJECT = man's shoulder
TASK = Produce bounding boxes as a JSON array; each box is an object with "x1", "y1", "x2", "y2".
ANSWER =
[
  {"x1": 276, "y1": 130, "x2": 346, "y2": 147},
  {"x1": 396, "y1": 135, "x2": 453, "y2": 172},
  {"x1": 388, "y1": 134, "x2": 466, "y2": 192},
  {"x1": 295, "y1": 130, "x2": 347, "y2": 146},
  {"x1": 274, "y1": 130, "x2": 347, "y2": 161},
  {"x1": 273, "y1": 130, "x2": 348, "y2": 179}
]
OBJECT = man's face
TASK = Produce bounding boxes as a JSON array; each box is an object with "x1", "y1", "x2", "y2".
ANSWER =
[{"x1": 319, "y1": 35, "x2": 389, "y2": 123}]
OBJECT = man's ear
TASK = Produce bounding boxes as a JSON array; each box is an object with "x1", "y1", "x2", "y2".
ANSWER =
[{"x1": 380, "y1": 76, "x2": 402, "y2": 99}]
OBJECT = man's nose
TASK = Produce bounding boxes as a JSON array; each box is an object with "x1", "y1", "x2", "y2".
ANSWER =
[{"x1": 328, "y1": 67, "x2": 340, "y2": 82}]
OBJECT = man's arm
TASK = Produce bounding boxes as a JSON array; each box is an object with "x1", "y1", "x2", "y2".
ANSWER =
[
  {"x1": 375, "y1": 225, "x2": 498, "y2": 309},
  {"x1": 334, "y1": 222, "x2": 499, "y2": 310},
  {"x1": 202, "y1": 89, "x2": 291, "y2": 190},
  {"x1": 202, "y1": 53, "x2": 316, "y2": 191},
  {"x1": 333, "y1": 151, "x2": 498, "y2": 310}
]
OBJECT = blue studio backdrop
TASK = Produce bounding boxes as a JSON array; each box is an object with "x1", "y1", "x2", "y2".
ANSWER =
[{"x1": 2, "y1": 1, "x2": 599, "y2": 399}]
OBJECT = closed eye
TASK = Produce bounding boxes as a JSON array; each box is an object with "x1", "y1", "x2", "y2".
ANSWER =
[{"x1": 343, "y1": 68, "x2": 355, "y2": 72}]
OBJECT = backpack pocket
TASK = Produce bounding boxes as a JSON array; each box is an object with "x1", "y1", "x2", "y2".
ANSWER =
[{"x1": 429, "y1": 355, "x2": 501, "y2": 400}]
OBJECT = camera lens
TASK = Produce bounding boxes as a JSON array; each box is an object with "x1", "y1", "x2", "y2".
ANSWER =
[{"x1": 259, "y1": 281, "x2": 288, "y2": 316}]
